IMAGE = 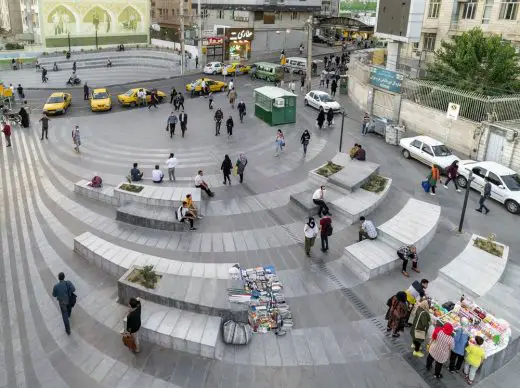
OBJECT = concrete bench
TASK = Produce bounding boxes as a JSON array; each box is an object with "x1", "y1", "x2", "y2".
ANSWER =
[
  {"x1": 114, "y1": 183, "x2": 201, "y2": 208},
  {"x1": 289, "y1": 188, "x2": 343, "y2": 217},
  {"x1": 342, "y1": 198, "x2": 441, "y2": 280},
  {"x1": 73, "y1": 179, "x2": 117, "y2": 205},
  {"x1": 116, "y1": 203, "x2": 194, "y2": 231},
  {"x1": 73, "y1": 231, "x2": 232, "y2": 279},
  {"x1": 137, "y1": 299, "x2": 222, "y2": 359},
  {"x1": 438, "y1": 234, "x2": 509, "y2": 298},
  {"x1": 118, "y1": 266, "x2": 248, "y2": 323}
]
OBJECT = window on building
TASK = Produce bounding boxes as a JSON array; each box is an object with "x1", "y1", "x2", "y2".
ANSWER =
[
  {"x1": 482, "y1": 0, "x2": 494, "y2": 23},
  {"x1": 151, "y1": 9, "x2": 155, "y2": 18},
  {"x1": 412, "y1": 42, "x2": 419, "y2": 51},
  {"x1": 291, "y1": 12, "x2": 298, "y2": 20},
  {"x1": 460, "y1": 0, "x2": 477, "y2": 19},
  {"x1": 499, "y1": 0, "x2": 519, "y2": 19},
  {"x1": 172, "y1": 9, "x2": 175, "y2": 16},
  {"x1": 158, "y1": 8, "x2": 163, "y2": 17},
  {"x1": 165, "y1": 9, "x2": 168, "y2": 17},
  {"x1": 263, "y1": 12, "x2": 275, "y2": 24},
  {"x1": 217, "y1": 10, "x2": 224, "y2": 19},
  {"x1": 427, "y1": 0, "x2": 441, "y2": 18},
  {"x1": 274, "y1": 11, "x2": 282, "y2": 21},
  {"x1": 201, "y1": 9, "x2": 209, "y2": 19},
  {"x1": 423, "y1": 33, "x2": 436, "y2": 51},
  {"x1": 255, "y1": 11, "x2": 264, "y2": 21}
]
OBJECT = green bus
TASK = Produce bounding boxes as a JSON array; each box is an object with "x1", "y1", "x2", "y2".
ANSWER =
[{"x1": 251, "y1": 62, "x2": 284, "y2": 82}]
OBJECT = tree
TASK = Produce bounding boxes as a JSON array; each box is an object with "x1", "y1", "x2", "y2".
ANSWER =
[{"x1": 426, "y1": 28, "x2": 520, "y2": 95}]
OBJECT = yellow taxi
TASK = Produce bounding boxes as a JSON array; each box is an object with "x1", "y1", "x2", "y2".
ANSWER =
[
  {"x1": 90, "y1": 88, "x2": 112, "y2": 112},
  {"x1": 185, "y1": 78, "x2": 228, "y2": 95},
  {"x1": 223, "y1": 63, "x2": 252, "y2": 76},
  {"x1": 43, "y1": 92, "x2": 72, "y2": 115},
  {"x1": 117, "y1": 88, "x2": 167, "y2": 107}
]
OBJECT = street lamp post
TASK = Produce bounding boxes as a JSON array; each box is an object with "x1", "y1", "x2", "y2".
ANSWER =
[
  {"x1": 180, "y1": 2, "x2": 185, "y2": 75},
  {"x1": 458, "y1": 171, "x2": 474, "y2": 233},
  {"x1": 305, "y1": 16, "x2": 313, "y2": 93},
  {"x1": 68, "y1": 32, "x2": 71, "y2": 54},
  {"x1": 339, "y1": 108, "x2": 346, "y2": 152},
  {"x1": 197, "y1": 0, "x2": 203, "y2": 67}
]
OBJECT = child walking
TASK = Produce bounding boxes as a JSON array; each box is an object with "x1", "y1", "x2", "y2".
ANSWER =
[{"x1": 463, "y1": 336, "x2": 485, "y2": 385}]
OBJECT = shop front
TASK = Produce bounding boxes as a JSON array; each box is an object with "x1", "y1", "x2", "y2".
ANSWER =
[
  {"x1": 202, "y1": 36, "x2": 225, "y2": 62},
  {"x1": 227, "y1": 28, "x2": 254, "y2": 61}
]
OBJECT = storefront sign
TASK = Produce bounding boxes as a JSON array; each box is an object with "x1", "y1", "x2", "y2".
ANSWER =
[
  {"x1": 228, "y1": 28, "x2": 254, "y2": 41},
  {"x1": 203, "y1": 37, "x2": 224, "y2": 46},
  {"x1": 369, "y1": 67, "x2": 403, "y2": 94}
]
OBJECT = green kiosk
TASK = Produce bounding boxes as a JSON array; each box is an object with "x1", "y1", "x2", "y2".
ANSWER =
[{"x1": 254, "y1": 86, "x2": 297, "y2": 126}]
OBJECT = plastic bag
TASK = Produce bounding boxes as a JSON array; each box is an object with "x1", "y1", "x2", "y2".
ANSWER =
[
  {"x1": 233, "y1": 166, "x2": 238, "y2": 176},
  {"x1": 421, "y1": 180, "x2": 430, "y2": 193}
]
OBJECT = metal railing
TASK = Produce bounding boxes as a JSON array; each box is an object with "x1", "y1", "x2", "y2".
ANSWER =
[{"x1": 401, "y1": 78, "x2": 520, "y2": 122}]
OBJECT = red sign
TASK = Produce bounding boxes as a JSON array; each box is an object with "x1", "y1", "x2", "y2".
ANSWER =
[{"x1": 204, "y1": 37, "x2": 224, "y2": 46}]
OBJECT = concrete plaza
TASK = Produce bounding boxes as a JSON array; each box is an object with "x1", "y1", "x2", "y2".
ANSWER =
[{"x1": 0, "y1": 65, "x2": 519, "y2": 388}]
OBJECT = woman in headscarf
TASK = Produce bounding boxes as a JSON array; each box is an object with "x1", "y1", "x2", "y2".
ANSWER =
[
  {"x1": 410, "y1": 298, "x2": 431, "y2": 357},
  {"x1": 18, "y1": 101, "x2": 30, "y2": 128},
  {"x1": 316, "y1": 107, "x2": 325, "y2": 129},
  {"x1": 427, "y1": 322, "x2": 454, "y2": 379},
  {"x1": 236, "y1": 152, "x2": 248, "y2": 183},
  {"x1": 303, "y1": 217, "x2": 318, "y2": 256},
  {"x1": 221, "y1": 154, "x2": 232, "y2": 185},
  {"x1": 385, "y1": 291, "x2": 408, "y2": 337}
]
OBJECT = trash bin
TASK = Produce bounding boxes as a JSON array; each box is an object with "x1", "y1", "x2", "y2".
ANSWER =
[
  {"x1": 385, "y1": 124, "x2": 406, "y2": 145},
  {"x1": 339, "y1": 75, "x2": 348, "y2": 95},
  {"x1": 368, "y1": 117, "x2": 393, "y2": 136}
]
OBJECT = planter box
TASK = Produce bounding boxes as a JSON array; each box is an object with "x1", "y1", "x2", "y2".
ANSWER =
[{"x1": 74, "y1": 179, "x2": 117, "y2": 205}]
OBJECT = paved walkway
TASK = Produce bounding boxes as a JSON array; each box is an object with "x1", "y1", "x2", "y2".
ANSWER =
[{"x1": 0, "y1": 69, "x2": 518, "y2": 387}]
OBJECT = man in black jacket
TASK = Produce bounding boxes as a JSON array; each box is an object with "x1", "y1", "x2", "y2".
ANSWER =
[
  {"x1": 126, "y1": 297, "x2": 141, "y2": 353},
  {"x1": 52, "y1": 272, "x2": 76, "y2": 335},
  {"x1": 214, "y1": 108, "x2": 223, "y2": 135},
  {"x1": 476, "y1": 177, "x2": 491, "y2": 214},
  {"x1": 179, "y1": 110, "x2": 188, "y2": 137}
]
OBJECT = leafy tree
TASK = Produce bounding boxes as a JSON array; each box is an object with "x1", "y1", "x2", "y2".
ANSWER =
[{"x1": 426, "y1": 28, "x2": 520, "y2": 95}]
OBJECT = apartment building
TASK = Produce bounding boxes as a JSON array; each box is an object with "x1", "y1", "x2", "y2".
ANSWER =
[
  {"x1": 1, "y1": 0, "x2": 40, "y2": 39},
  {"x1": 151, "y1": 0, "x2": 195, "y2": 41},
  {"x1": 401, "y1": 0, "x2": 520, "y2": 62}
]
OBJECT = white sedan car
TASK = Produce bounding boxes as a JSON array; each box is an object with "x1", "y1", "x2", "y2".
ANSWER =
[
  {"x1": 203, "y1": 62, "x2": 223, "y2": 75},
  {"x1": 399, "y1": 135, "x2": 459, "y2": 171},
  {"x1": 456, "y1": 160, "x2": 520, "y2": 214},
  {"x1": 304, "y1": 91, "x2": 341, "y2": 112}
]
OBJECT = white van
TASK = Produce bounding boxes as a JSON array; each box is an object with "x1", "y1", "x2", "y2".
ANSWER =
[{"x1": 284, "y1": 57, "x2": 308, "y2": 74}]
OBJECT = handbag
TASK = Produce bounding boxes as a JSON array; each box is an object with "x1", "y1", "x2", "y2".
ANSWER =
[
  {"x1": 122, "y1": 332, "x2": 136, "y2": 351},
  {"x1": 327, "y1": 225, "x2": 333, "y2": 236},
  {"x1": 66, "y1": 281, "x2": 77, "y2": 308},
  {"x1": 233, "y1": 165, "x2": 238, "y2": 176},
  {"x1": 414, "y1": 311, "x2": 426, "y2": 340}
]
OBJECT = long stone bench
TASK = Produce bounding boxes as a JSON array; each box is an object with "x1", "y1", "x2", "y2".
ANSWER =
[
  {"x1": 438, "y1": 234, "x2": 509, "y2": 298},
  {"x1": 74, "y1": 179, "x2": 117, "y2": 205},
  {"x1": 137, "y1": 299, "x2": 222, "y2": 359},
  {"x1": 73, "y1": 231, "x2": 232, "y2": 279},
  {"x1": 116, "y1": 203, "x2": 193, "y2": 231},
  {"x1": 343, "y1": 198, "x2": 441, "y2": 281},
  {"x1": 114, "y1": 184, "x2": 201, "y2": 208}
]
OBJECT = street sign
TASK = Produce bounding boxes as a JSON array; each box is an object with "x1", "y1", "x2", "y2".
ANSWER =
[
  {"x1": 369, "y1": 67, "x2": 403, "y2": 94},
  {"x1": 202, "y1": 30, "x2": 214, "y2": 38},
  {"x1": 446, "y1": 102, "x2": 460, "y2": 120}
]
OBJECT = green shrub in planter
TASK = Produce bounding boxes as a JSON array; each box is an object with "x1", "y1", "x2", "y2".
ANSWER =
[
  {"x1": 316, "y1": 162, "x2": 343, "y2": 177},
  {"x1": 474, "y1": 234, "x2": 504, "y2": 257},
  {"x1": 362, "y1": 175, "x2": 388, "y2": 193}
]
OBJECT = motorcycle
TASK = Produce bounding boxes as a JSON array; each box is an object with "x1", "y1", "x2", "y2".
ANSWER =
[{"x1": 66, "y1": 77, "x2": 81, "y2": 86}]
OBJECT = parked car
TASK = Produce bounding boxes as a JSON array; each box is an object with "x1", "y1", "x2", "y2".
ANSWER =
[
  {"x1": 185, "y1": 78, "x2": 228, "y2": 94},
  {"x1": 313, "y1": 35, "x2": 334, "y2": 46},
  {"x1": 304, "y1": 91, "x2": 341, "y2": 112},
  {"x1": 43, "y1": 92, "x2": 72, "y2": 115},
  {"x1": 223, "y1": 63, "x2": 251, "y2": 76},
  {"x1": 90, "y1": 88, "x2": 112, "y2": 112},
  {"x1": 117, "y1": 88, "x2": 166, "y2": 107},
  {"x1": 456, "y1": 160, "x2": 520, "y2": 214},
  {"x1": 399, "y1": 135, "x2": 459, "y2": 171},
  {"x1": 203, "y1": 62, "x2": 224, "y2": 75}
]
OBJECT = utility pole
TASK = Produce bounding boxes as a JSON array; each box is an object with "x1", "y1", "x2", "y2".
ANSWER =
[
  {"x1": 458, "y1": 171, "x2": 473, "y2": 233},
  {"x1": 180, "y1": 0, "x2": 185, "y2": 75},
  {"x1": 198, "y1": 0, "x2": 203, "y2": 67},
  {"x1": 305, "y1": 16, "x2": 312, "y2": 93}
]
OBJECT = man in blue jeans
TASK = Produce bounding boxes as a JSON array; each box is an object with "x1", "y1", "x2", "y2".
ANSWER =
[{"x1": 52, "y1": 272, "x2": 76, "y2": 335}]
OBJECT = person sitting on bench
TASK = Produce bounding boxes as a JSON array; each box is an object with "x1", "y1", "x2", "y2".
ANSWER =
[
  {"x1": 177, "y1": 201, "x2": 197, "y2": 231},
  {"x1": 312, "y1": 185, "x2": 331, "y2": 217},
  {"x1": 185, "y1": 193, "x2": 202, "y2": 218},
  {"x1": 358, "y1": 216, "x2": 377, "y2": 241},
  {"x1": 130, "y1": 163, "x2": 144, "y2": 181},
  {"x1": 194, "y1": 170, "x2": 214, "y2": 197},
  {"x1": 353, "y1": 144, "x2": 366, "y2": 161},
  {"x1": 152, "y1": 165, "x2": 164, "y2": 183}
]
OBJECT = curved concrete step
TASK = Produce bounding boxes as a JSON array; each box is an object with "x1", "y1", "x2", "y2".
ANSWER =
[{"x1": 116, "y1": 203, "x2": 192, "y2": 231}]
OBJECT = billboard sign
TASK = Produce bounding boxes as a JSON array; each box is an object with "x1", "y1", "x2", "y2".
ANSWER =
[
  {"x1": 339, "y1": 0, "x2": 377, "y2": 15},
  {"x1": 369, "y1": 67, "x2": 403, "y2": 94},
  {"x1": 227, "y1": 28, "x2": 254, "y2": 42},
  {"x1": 375, "y1": 0, "x2": 426, "y2": 43}
]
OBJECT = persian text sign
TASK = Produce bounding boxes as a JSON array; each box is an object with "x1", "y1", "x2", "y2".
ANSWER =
[
  {"x1": 228, "y1": 28, "x2": 254, "y2": 41},
  {"x1": 369, "y1": 67, "x2": 403, "y2": 94}
]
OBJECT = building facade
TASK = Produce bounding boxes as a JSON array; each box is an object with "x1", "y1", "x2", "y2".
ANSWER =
[
  {"x1": 195, "y1": 0, "x2": 321, "y2": 57},
  {"x1": 150, "y1": 0, "x2": 195, "y2": 42},
  {"x1": 2, "y1": 0, "x2": 40, "y2": 39},
  {"x1": 400, "y1": 0, "x2": 520, "y2": 64}
]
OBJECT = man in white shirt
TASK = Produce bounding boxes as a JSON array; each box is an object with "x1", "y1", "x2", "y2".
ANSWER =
[
  {"x1": 151, "y1": 165, "x2": 164, "y2": 183},
  {"x1": 194, "y1": 170, "x2": 214, "y2": 197},
  {"x1": 137, "y1": 89, "x2": 146, "y2": 108},
  {"x1": 358, "y1": 216, "x2": 377, "y2": 241},
  {"x1": 177, "y1": 201, "x2": 196, "y2": 231},
  {"x1": 228, "y1": 80, "x2": 234, "y2": 95},
  {"x1": 166, "y1": 153, "x2": 178, "y2": 181},
  {"x1": 201, "y1": 79, "x2": 207, "y2": 95},
  {"x1": 312, "y1": 185, "x2": 330, "y2": 217}
]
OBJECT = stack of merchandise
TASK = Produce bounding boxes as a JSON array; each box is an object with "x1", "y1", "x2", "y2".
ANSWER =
[
  {"x1": 430, "y1": 297, "x2": 511, "y2": 357},
  {"x1": 227, "y1": 265, "x2": 293, "y2": 334}
]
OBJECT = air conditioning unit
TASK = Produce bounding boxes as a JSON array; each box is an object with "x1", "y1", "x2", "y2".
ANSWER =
[{"x1": 274, "y1": 98, "x2": 285, "y2": 107}]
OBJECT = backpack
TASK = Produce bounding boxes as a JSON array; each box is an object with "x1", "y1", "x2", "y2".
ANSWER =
[
  {"x1": 175, "y1": 205, "x2": 182, "y2": 221},
  {"x1": 327, "y1": 224, "x2": 333, "y2": 236},
  {"x1": 89, "y1": 176, "x2": 102, "y2": 188}
]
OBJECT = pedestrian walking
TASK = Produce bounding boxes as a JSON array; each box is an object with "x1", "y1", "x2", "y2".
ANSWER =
[
  {"x1": 19, "y1": 101, "x2": 30, "y2": 128},
  {"x1": 17, "y1": 84, "x2": 24, "y2": 100},
  {"x1": 288, "y1": 80, "x2": 295, "y2": 94},
  {"x1": 274, "y1": 129, "x2": 285, "y2": 156},
  {"x1": 209, "y1": 92, "x2": 214, "y2": 109},
  {"x1": 177, "y1": 93, "x2": 185, "y2": 110},
  {"x1": 385, "y1": 291, "x2": 408, "y2": 338},
  {"x1": 426, "y1": 164, "x2": 440, "y2": 196},
  {"x1": 325, "y1": 73, "x2": 330, "y2": 89},
  {"x1": 195, "y1": 56, "x2": 199, "y2": 68},
  {"x1": 72, "y1": 125, "x2": 81, "y2": 152},
  {"x1": 83, "y1": 83, "x2": 89, "y2": 100},
  {"x1": 179, "y1": 110, "x2": 188, "y2": 137},
  {"x1": 304, "y1": 217, "x2": 318, "y2": 256},
  {"x1": 170, "y1": 86, "x2": 177, "y2": 104},
  {"x1": 476, "y1": 177, "x2": 491, "y2": 214},
  {"x1": 236, "y1": 152, "x2": 248, "y2": 183},
  {"x1": 449, "y1": 319, "x2": 470, "y2": 372},
  {"x1": 316, "y1": 107, "x2": 325, "y2": 129},
  {"x1": 137, "y1": 89, "x2": 146, "y2": 108},
  {"x1": 443, "y1": 160, "x2": 461, "y2": 192},
  {"x1": 300, "y1": 129, "x2": 310, "y2": 156},
  {"x1": 326, "y1": 108, "x2": 334, "y2": 127},
  {"x1": 397, "y1": 244, "x2": 419, "y2": 277},
  {"x1": 299, "y1": 43, "x2": 304, "y2": 55},
  {"x1": 39, "y1": 115, "x2": 50, "y2": 140},
  {"x1": 228, "y1": 88, "x2": 236, "y2": 109},
  {"x1": 463, "y1": 335, "x2": 486, "y2": 385},
  {"x1": 331, "y1": 79, "x2": 337, "y2": 97},
  {"x1": 72, "y1": 61, "x2": 77, "y2": 72},
  {"x1": 1, "y1": 120, "x2": 12, "y2": 147},
  {"x1": 124, "y1": 297, "x2": 141, "y2": 353},
  {"x1": 237, "y1": 100, "x2": 246, "y2": 122},
  {"x1": 41, "y1": 67, "x2": 48, "y2": 83},
  {"x1": 228, "y1": 80, "x2": 234, "y2": 94},
  {"x1": 300, "y1": 73, "x2": 305, "y2": 90},
  {"x1": 52, "y1": 272, "x2": 76, "y2": 335},
  {"x1": 324, "y1": 56, "x2": 328, "y2": 68},
  {"x1": 166, "y1": 153, "x2": 178, "y2": 181},
  {"x1": 320, "y1": 71, "x2": 325, "y2": 87},
  {"x1": 319, "y1": 214, "x2": 332, "y2": 252},
  {"x1": 362, "y1": 112, "x2": 370, "y2": 135},
  {"x1": 410, "y1": 298, "x2": 431, "y2": 357},
  {"x1": 166, "y1": 112, "x2": 177, "y2": 137},
  {"x1": 148, "y1": 89, "x2": 159, "y2": 109},
  {"x1": 226, "y1": 116, "x2": 234, "y2": 136},
  {"x1": 214, "y1": 108, "x2": 223, "y2": 135},
  {"x1": 427, "y1": 323, "x2": 455, "y2": 379},
  {"x1": 221, "y1": 154, "x2": 233, "y2": 185}
]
